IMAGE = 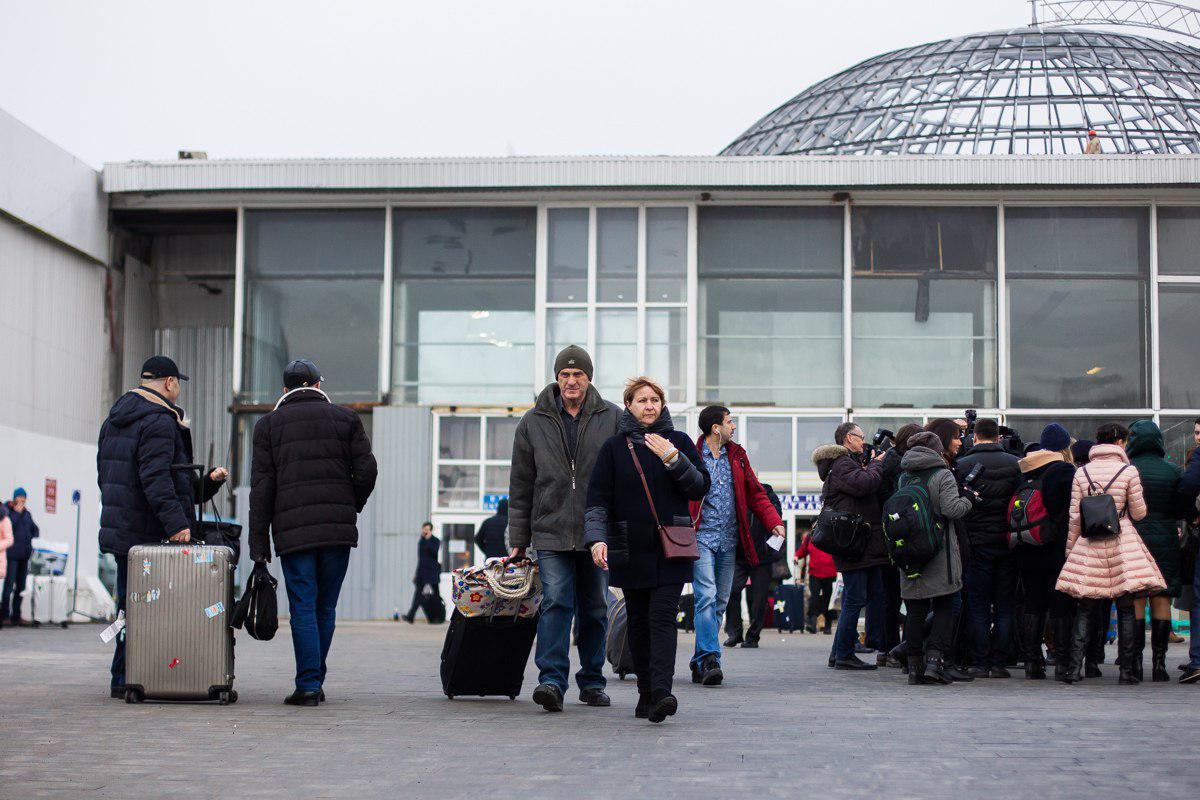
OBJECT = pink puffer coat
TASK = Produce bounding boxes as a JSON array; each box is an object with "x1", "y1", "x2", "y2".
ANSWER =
[
  {"x1": 1055, "y1": 444, "x2": 1166, "y2": 599},
  {"x1": 0, "y1": 515, "x2": 12, "y2": 579}
]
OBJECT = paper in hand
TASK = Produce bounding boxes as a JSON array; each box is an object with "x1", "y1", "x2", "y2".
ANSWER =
[{"x1": 766, "y1": 534, "x2": 785, "y2": 551}]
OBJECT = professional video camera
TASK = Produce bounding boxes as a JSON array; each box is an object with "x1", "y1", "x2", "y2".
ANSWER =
[
  {"x1": 862, "y1": 427, "x2": 895, "y2": 461},
  {"x1": 961, "y1": 409, "x2": 1024, "y2": 457}
]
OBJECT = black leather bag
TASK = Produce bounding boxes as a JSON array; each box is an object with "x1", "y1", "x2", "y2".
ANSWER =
[
  {"x1": 230, "y1": 562, "x2": 279, "y2": 641},
  {"x1": 810, "y1": 506, "x2": 868, "y2": 560},
  {"x1": 1078, "y1": 465, "x2": 1128, "y2": 540}
]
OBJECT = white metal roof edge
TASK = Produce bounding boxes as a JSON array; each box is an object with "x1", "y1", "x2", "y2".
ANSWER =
[{"x1": 101, "y1": 154, "x2": 1200, "y2": 194}]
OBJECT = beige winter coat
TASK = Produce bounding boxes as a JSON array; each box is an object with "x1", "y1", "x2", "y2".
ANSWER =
[{"x1": 1055, "y1": 444, "x2": 1166, "y2": 599}]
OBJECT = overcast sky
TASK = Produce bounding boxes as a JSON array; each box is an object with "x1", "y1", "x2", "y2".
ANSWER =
[{"x1": 2, "y1": 1, "x2": 1046, "y2": 168}]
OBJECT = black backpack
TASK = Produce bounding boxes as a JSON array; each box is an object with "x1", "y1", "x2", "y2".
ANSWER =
[
  {"x1": 1078, "y1": 465, "x2": 1128, "y2": 540},
  {"x1": 882, "y1": 469, "x2": 945, "y2": 579}
]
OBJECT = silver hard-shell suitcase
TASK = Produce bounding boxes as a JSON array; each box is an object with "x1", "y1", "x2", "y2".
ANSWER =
[{"x1": 123, "y1": 542, "x2": 236, "y2": 704}]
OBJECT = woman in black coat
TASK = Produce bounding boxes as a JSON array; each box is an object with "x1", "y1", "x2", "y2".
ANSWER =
[
  {"x1": 401, "y1": 522, "x2": 442, "y2": 623},
  {"x1": 585, "y1": 377, "x2": 709, "y2": 723}
]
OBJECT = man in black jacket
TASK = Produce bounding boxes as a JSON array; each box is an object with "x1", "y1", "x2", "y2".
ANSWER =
[
  {"x1": 249, "y1": 358, "x2": 377, "y2": 707},
  {"x1": 954, "y1": 417, "x2": 1022, "y2": 678},
  {"x1": 474, "y1": 499, "x2": 509, "y2": 560},
  {"x1": 97, "y1": 355, "x2": 228, "y2": 697}
]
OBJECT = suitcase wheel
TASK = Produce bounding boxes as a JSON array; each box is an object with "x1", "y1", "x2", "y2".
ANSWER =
[
  {"x1": 509, "y1": 695, "x2": 516, "y2": 701},
  {"x1": 618, "y1": 671, "x2": 628, "y2": 680},
  {"x1": 218, "y1": 690, "x2": 234, "y2": 706},
  {"x1": 31, "y1": 621, "x2": 40, "y2": 629},
  {"x1": 60, "y1": 621, "x2": 69, "y2": 629},
  {"x1": 124, "y1": 688, "x2": 144, "y2": 704}
]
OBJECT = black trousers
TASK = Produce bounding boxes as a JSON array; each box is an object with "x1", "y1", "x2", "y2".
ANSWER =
[
  {"x1": 904, "y1": 594, "x2": 956, "y2": 661},
  {"x1": 1020, "y1": 568, "x2": 1074, "y2": 620},
  {"x1": 808, "y1": 576, "x2": 835, "y2": 631},
  {"x1": 725, "y1": 562, "x2": 771, "y2": 642},
  {"x1": 2, "y1": 557, "x2": 30, "y2": 621},
  {"x1": 625, "y1": 583, "x2": 684, "y2": 700},
  {"x1": 880, "y1": 564, "x2": 902, "y2": 651}
]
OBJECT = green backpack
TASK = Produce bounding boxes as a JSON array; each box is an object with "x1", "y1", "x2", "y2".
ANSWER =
[{"x1": 882, "y1": 469, "x2": 945, "y2": 579}]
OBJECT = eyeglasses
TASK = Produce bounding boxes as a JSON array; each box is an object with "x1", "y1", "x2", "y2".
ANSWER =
[{"x1": 846, "y1": 431, "x2": 865, "y2": 442}]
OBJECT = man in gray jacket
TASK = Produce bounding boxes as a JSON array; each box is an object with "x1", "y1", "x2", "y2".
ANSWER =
[{"x1": 509, "y1": 345, "x2": 620, "y2": 712}]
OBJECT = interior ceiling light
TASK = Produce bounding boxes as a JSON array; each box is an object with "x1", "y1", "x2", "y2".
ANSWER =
[
  {"x1": 470, "y1": 311, "x2": 490, "y2": 319},
  {"x1": 1086, "y1": 366, "x2": 1104, "y2": 375}
]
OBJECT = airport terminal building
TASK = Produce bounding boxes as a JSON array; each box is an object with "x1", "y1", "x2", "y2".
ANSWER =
[{"x1": 5, "y1": 25, "x2": 1200, "y2": 617}]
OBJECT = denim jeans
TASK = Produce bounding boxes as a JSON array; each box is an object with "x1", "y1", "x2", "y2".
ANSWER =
[
  {"x1": 280, "y1": 546, "x2": 352, "y2": 692},
  {"x1": 832, "y1": 566, "x2": 884, "y2": 661},
  {"x1": 110, "y1": 557, "x2": 129, "y2": 691},
  {"x1": 691, "y1": 542, "x2": 736, "y2": 667},
  {"x1": 965, "y1": 548, "x2": 1016, "y2": 669},
  {"x1": 534, "y1": 550, "x2": 608, "y2": 693},
  {"x1": 1190, "y1": 557, "x2": 1200, "y2": 669}
]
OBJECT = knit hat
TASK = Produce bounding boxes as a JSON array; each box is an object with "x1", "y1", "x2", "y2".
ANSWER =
[
  {"x1": 13, "y1": 487, "x2": 26, "y2": 499},
  {"x1": 1071, "y1": 439, "x2": 1095, "y2": 465},
  {"x1": 907, "y1": 431, "x2": 945, "y2": 454},
  {"x1": 1039, "y1": 423, "x2": 1072, "y2": 453},
  {"x1": 553, "y1": 345, "x2": 593, "y2": 380}
]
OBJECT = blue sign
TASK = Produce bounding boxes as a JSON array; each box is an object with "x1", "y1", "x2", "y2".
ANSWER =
[
  {"x1": 780, "y1": 493, "x2": 822, "y2": 513},
  {"x1": 483, "y1": 494, "x2": 508, "y2": 511}
]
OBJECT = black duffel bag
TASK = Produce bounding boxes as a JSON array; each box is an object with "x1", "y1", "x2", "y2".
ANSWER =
[
  {"x1": 810, "y1": 506, "x2": 869, "y2": 560},
  {"x1": 231, "y1": 561, "x2": 279, "y2": 641},
  {"x1": 198, "y1": 519, "x2": 242, "y2": 565}
]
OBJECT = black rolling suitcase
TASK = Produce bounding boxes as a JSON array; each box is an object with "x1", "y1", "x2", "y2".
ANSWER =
[
  {"x1": 422, "y1": 591, "x2": 447, "y2": 624},
  {"x1": 440, "y1": 610, "x2": 537, "y2": 699},
  {"x1": 606, "y1": 592, "x2": 635, "y2": 679},
  {"x1": 676, "y1": 592, "x2": 695, "y2": 632},
  {"x1": 773, "y1": 583, "x2": 804, "y2": 633}
]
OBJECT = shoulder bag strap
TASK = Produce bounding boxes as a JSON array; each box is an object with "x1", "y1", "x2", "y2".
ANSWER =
[
  {"x1": 1081, "y1": 466, "x2": 1098, "y2": 496},
  {"x1": 626, "y1": 437, "x2": 663, "y2": 531},
  {"x1": 1101, "y1": 465, "x2": 1129, "y2": 495}
]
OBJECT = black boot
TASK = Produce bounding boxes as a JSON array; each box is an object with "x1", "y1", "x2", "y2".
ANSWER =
[
  {"x1": 908, "y1": 651, "x2": 926, "y2": 685},
  {"x1": 1132, "y1": 617, "x2": 1146, "y2": 683},
  {"x1": 1065, "y1": 601, "x2": 1093, "y2": 684},
  {"x1": 1052, "y1": 616, "x2": 1073, "y2": 682},
  {"x1": 1020, "y1": 614, "x2": 1046, "y2": 679},
  {"x1": 889, "y1": 642, "x2": 910, "y2": 674},
  {"x1": 1116, "y1": 603, "x2": 1139, "y2": 685},
  {"x1": 922, "y1": 652, "x2": 951, "y2": 685},
  {"x1": 1151, "y1": 619, "x2": 1172, "y2": 682}
]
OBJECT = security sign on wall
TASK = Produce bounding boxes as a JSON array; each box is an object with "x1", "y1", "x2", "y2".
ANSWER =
[{"x1": 44, "y1": 478, "x2": 57, "y2": 514}]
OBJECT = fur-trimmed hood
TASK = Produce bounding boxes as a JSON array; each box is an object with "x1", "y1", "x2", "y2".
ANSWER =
[{"x1": 812, "y1": 444, "x2": 850, "y2": 481}]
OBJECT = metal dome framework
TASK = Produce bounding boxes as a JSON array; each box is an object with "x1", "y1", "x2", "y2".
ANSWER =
[{"x1": 722, "y1": 26, "x2": 1200, "y2": 155}]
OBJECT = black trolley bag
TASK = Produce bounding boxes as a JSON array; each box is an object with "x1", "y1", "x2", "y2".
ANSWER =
[
  {"x1": 773, "y1": 582, "x2": 805, "y2": 633},
  {"x1": 440, "y1": 559, "x2": 539, "y2": 700},
  {"x1": 606, "y1": 590, "x2": 636, "y2": 679}
]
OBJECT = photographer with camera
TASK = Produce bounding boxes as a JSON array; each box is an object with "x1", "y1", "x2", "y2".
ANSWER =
[
  {"x1": 955, "y1": 417, "x2": 1022, "y2": 678},
  {"x1": 812, "y1": 422, "x2": 888, "y2": 670}
]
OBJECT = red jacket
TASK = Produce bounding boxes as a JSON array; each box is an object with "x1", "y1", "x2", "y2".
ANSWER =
[
  {"x1": 688, "y1": 437, "x2": 783, "y2": 567},
  {"x1": 795, "y1": 534, "x2": 837, "y2": 579}
]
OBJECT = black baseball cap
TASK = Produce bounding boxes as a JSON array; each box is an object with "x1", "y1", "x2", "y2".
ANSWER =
[
  {"x1": 284, "y1": 358, "x2": 322, "y2": 389},
  {"x1": 140, "y1": 355, "x2": 188, "y2": 381}
]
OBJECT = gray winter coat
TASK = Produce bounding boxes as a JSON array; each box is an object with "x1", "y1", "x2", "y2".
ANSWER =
[
  {"x1": 898, "y1": 446, "x2": 973, "y2": 601},
  {"x1": 508, "y1": 383, "x2": 620, "y2": 552}
]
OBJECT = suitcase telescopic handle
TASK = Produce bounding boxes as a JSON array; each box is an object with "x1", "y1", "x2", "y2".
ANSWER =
[{"x1": 169, "y1": 463, "x2": 209, "y2": 540}]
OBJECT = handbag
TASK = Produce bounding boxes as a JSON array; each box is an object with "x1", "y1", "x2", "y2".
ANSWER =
[
  {"x1": 770, "y1": 557, "x2": 792, "y2": 581},
  {"x1": 810, "y1": 505, "x2": 868, "y2": 560},
  {"x1": 1078, "y1": 465, "x2": 1128, "y2": 540},
  {"x1": 230, "y1": 561, "x2": 278, "y2": 641},
  {"x1": 451, "y1": 557, "x2": 542, "y2": 618},
  {"x1": 626, "y1": 438, "x2": 699, "y2": 562}
]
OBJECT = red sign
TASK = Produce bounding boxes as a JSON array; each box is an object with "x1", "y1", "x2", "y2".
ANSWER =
[{"x1": 44, "y1": 478, "x2": 57, "y2": 514}]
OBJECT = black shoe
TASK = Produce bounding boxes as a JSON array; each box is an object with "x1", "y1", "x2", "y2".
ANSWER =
[
  {"x1": 908, "y1": 659, "x2": 926, "y2": 685},
  {"x1": 635, "y1": 694, "x2": 651, "y2": 718},
  {"x1": 827, "y1": 655, "x2": 836, "y2": 668},
  {"x1": 988, "y1": 667, "x2": 1011, "y2": 679},
  {"x1": 876, "y1": 652, "x2": 889, "y2": 667},
  {"x1": 1151, "y1": 619, "x2": 1171, "y2": 682},
  {"x1": 401, "y1": 613, "x2": 414, "y2": 624},
  {"x1": 944, "y1": 664, "x2": 974, "y2": 682},
  {"x1": 834, "y1": 654, "x2": 878, "y2": 670},
  {"x1": 740, "y1": 640, "x2": 759, "y2": 649},
  {"x1": 1180, "y1": 666, "x2": 1200, "y2": 684},
  {"x1": 579, "y1": 688, "x2": 611, "y2": 707},
  {"x1": 723, "y1": 635, "x2": 743, "y2": 647},
  {"x1": 888, "y1": 643, "x2": 909, "y2": 672},
  {"x1": 532, "y1": 683, "x2": 564, "y2": 712},
  {"x1": 922, "y1": 656, "x2": 952, "y2": 685},
  {"x1": 805, "y1": 624, "x2": 818, "y2": 634},
  {"x1": 1025, "y1": 661, "x2": 1046, "y2": 679},
  {"x1": 648, "y1": 694, "x2": 678, "y2": 724},
  {"x1": 284, "y1": 690, "x2": 321, "y2": 707},
  {"x1": 319, "y1": 689, "x2": 326, "y2": 702},
  {"x1": 1084, "y1": 663, "x2": 1103, "y2": 679},
  {"x1": 691, "y1": 663, "x2": 703, "y2": 684},
  {"x1": 698, "y1": 658, "x2": 724, "y2": 686},
  {"x1": 965, "y1": 666, "x2": 990, "y2": 679},
  {"x1": 854, "y1": 642, "x2": 876, "y2": 654}
]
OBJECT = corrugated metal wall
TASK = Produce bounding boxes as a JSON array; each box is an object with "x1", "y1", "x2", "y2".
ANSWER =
[{"x1": 121, "y1": 255, "x2": 157, "y2": 389}]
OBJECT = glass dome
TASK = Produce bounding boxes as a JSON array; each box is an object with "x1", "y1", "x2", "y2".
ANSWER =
[{"x1": 722, "y1": 26, "x2": 1200, "y2": 155}]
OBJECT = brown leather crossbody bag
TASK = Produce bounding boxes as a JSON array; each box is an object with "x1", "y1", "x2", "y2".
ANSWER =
[{"x1": 626, "y1": 437, "x2": 699, "y2": 562}]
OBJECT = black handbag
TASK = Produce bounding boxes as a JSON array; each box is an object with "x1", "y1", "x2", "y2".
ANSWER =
[
  {"x1": 230, "y1": 561, "x2": 279, "y2": 641},
  {"x1": 1078, "y1": 465, "x2": 1128, "y2": 540},
  {"x1": 810, "y1": 505, "x2": 868, "y2": 560},
  {"x1": 770, "y1": 557, "x2": 792, "y2": 581}
]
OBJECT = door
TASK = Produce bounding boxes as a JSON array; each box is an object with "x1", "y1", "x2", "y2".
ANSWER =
[{"x1": 432, "y1": 514, "x2": 486, "y2": 598}]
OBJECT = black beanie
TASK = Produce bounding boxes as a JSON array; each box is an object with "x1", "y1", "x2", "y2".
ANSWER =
[{"x1": 553, "y1": 345, "x2": 593, "y2": 380}]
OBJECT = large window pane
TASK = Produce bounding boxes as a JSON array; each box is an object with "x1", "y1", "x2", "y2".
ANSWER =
[
  {"x1": 698, "y1": 206, "x2": 842, "y2": 274},
  {"x1": 853, "y1": 278, "x2": 996, "y2": 408},
  {"x1": 438, "y1": 417, "x2": 480, "y2": 460},
  {"x1": 394, "y1": 207, "x2": 535, "y2": 276},
  {"x1": 744, "y1": 416, "x2": 793, "y2": 493},
  {"x1": 484, "y1": 465, "x2": 511, "y2": 500},
  {"x1": 1009, "y1": 279, "x2": 1149, "y2": 408},
  {"x1": 796, "y1": 418, "x2": 845, "y2": 473},
  {"x1": 1159, "y1": 286, "x2": 1200, "y2": 408},
  {"x1": 1157, "y1": 207, "x2": 1200, "y2": 275},
  {"x1": 597, "y1": 208, "x2": 637, "y2": 302},
  {"x1": 595, "y1": 309, "x2": 637, "y2": 402},
  {"x1": 243, "y1": 209, "x2": 384, "y2": 403},
  {"x1": 244, "y1": 280, "x2": 381, "y2": 403},
  {"x1": 437, "y1": 465, "x2": 479, "y2": 509},
  {"x1": 393, "y1": 208, "x2": 536, "y2": 405},
  {"x1": 486, "y1": 417, "x2": 521, "y2": 461},
  {"x1": 546, "y1": 308, "x2": 588, "y2": 381},
  {"x1": 700, "y1": 279, "x2": 842, "y2": 406},
  {"x1": 645, "y1": 308, "x2": 686, "y2": 402},
  {"x1": 1005, "y1": 416, "x2": 1143, "y2": 452},
  {"x1": 1006, "y1": 207, "x2": 1148, "y2": 275},
  {"x1": 1161, "y1": 416, "x2": 1200, "y2": 469},
  {"x1": 646, "y1": 208, "x2": 687, "y2": 302},
  {"x1": 852, "y1": 207, "x2": 996, "y2": 274},
  {"x1": 548, "y1": 208, "x2": 588, "y2": 301}
]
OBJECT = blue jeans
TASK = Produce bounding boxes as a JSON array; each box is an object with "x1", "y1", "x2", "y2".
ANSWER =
[
  {"x1": 110, "y1": 557, "x2": 129, "y2": 690},
  {"x1": 1190, "y1": 557, "x2": 1200, "y2": 669},
  {"x1": 831, "y1": 566, "x2": 884, "y2": 661},
  {"x1": 535, "y1": 550, "x2": 608, "y2": 693},
  {"x1": 691, "y1": 542, "x2": 736, "y2": 668},
  {"x1": 964, "y1": 548, "x2": 1016, "y2": 670},
  {"x1": 280, "y1": 546, "x2": 352, "y2": 692}
]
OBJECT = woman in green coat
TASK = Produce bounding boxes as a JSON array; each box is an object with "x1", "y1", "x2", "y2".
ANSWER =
[{"x1": 1125, "y1": 419, "x2": 1183, "y2": 682}]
